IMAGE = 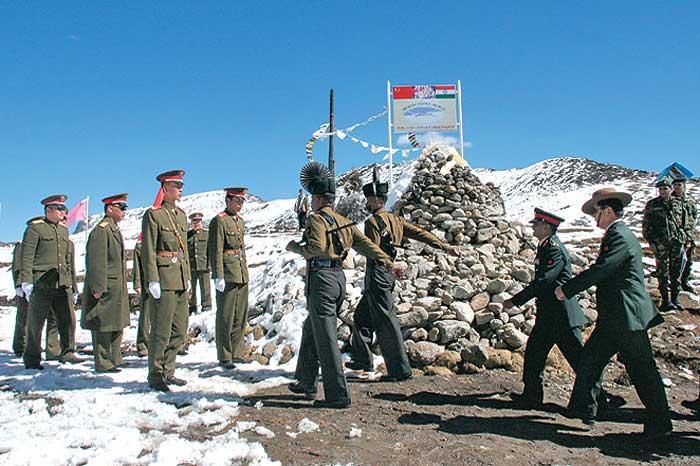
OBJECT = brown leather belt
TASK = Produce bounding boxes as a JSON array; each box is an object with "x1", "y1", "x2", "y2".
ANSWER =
[
  {"x1": 223, "y1": 249, "x2": 243, "y2": 255},
  {"x1": 157, "y1": 251, "x2": 182, "y2": 257}
]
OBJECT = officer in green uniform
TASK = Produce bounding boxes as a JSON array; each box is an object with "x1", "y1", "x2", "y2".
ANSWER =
[
  {"x1": 81, "y1": 194, "x2": 130, "y2": 372},
  {"x1": 286, "y1": 162, "x2": 404, "y2": 409},
  {"x1": 141, "y1": 170, "x2": 191, "y2": 391},
  {"x1": 505, "y1": 209, "x2": 608, "y2": 408},
  {"x1": 12, "y1": 241, "x2": 29, "y2": 356},
  {"x1": 208, "y1": 188, "x2": 249, "y2": 369},
  {"x1": 20, "y1": 195, "x2": 82, "y2": 369},
  {"x1": 187, "y1": 212, "x2": 212, "y2": 314},
  {"x1": 642, "y1": 176, "x2": 687, "y2": 311},
  {"x1": 556, "y1": 188, "x2": 671, "y2": 439},
  {"x1": 133, "y1": 234, "x2": 150, "y2": 357},
  {"x1": 672, "y1": 176, "x2": 697, "y2": 292},
  {"x1": 346, "y1": 169, "x2": 459, "y2": 380}
]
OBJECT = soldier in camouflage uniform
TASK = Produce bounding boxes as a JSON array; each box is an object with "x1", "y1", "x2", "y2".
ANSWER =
[
  {"x1": 208, "y1": 188, "x2": 249, "y2": 369},
  {"x1": 286, "y1": 162, "x2": 405, "y2": 409},
  {"x1": 672, "y1": 176, "x2": 697, "y2": 292},
  {"x1": 642, "y1": 176, "x2": 687, "y2": 311},
  {"x1": 133, "y1": 234, "x2": 150, "y2": 357},
  {"x1": 346, "y1": 169, "x2": 459, "y2": 381},
  {"x1": 187, "y1": 212, "x2": 212, "y2": 314},
  {"x1": 81, "y1": 194, "x2": 130, "y2": 372},
  {"x1": 141, "y1": 170, "x2": 191, "y2": 391},
  {"x1": 20, "y1": 195, "x2": 82, "y2": 370}
]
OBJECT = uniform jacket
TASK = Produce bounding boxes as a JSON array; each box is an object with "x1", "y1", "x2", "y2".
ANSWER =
[
  {"x1": 208, "y1": 211, "x2": 248, "y2": 284},
  {"x1": 365, "y1": 208, "x2": 449, "y2": 253},
  {"x1": 289, "y1": 206, "x2": 394, "y2": 268},
  {"x1": 187, "y1": 228, "x2": 210, "y2": 272},
  {"x1": 81, "y1": 216, "x2": 129, "y2": 332},
  {"x1": 133, "y1": 241, "x2": 143, "y2": 292},
  {"x1": 12, "y1": 242, "x2": 22, "y2": 288},
  {"x1": 141, "y1": 201, "x2": 191, "y2": 291},
  {"x1": 642, "y1": 196, "x2": 686, "y2": 245},
  {"x1": 674, "y1": 192, "x2": 698, "y2": 242},
  {"x1": 20, "y1": 217, "x2": 76, "y2": 290},
  {"x1": 562, "y1": 221, "x2": 660, "y2": 332},
  {"x1": 511, "y1": 234, "x2": 587, "y2": 329}
]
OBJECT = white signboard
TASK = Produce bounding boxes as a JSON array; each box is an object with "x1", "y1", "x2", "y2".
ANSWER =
[{"x1": 391, "y1": 84, "x2": 458, "y2": 132}]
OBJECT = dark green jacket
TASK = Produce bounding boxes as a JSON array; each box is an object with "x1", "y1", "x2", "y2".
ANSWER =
[
  {"x1": 187, "y1": 228, "x2": 210, "y2": 272},
  {"x1": 133, "y1": 241, "x2": 143, "y2": 292},
  {"x1": 208, "y1": 211, "x2": 248, "y2": 284},
  {"x1": 562, "y1": 221, "x2": 660, "y2": 331},
  {"x1": 12, "y1": 242, "x2": 22, "y2": 288},
  {"x1": 141, "y1": 201, "x2": 191, "y2": 291},
  {"x1": 512, "y1": 234, "x2": 587, "y2": 329},
  {"x1": 20, "y1": 217, "x2": 75, "y2": 289},
  {"x1": 81, "y1": 217, "x2": 129, "y2": 331}
]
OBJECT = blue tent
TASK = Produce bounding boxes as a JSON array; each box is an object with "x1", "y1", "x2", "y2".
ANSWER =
[{"x1": 656, "y1": 162, "x2": 694, "y2": 182}]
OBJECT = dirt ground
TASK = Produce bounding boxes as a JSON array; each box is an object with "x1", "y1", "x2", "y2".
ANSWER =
[{"x1": 237, "y1": 368, "x2": 700, "y2": 465}]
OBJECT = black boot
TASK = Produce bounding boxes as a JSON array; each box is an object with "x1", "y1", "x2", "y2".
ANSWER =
[{"x1": 671, "y1": 286, "x2": 684, "y2": 310}]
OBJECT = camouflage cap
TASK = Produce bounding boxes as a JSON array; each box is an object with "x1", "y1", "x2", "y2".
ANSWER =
[{"x1": 655, "y1": 176, "x2": 673, "y2": 188}]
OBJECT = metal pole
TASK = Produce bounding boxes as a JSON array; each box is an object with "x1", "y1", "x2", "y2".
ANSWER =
[
  {"x1": 458, "y1": 80, "x2": 465, "y2": 158},
  {"x1": 328, "y1": 89, "x2": 335, "y2": 177},
  {"x1": 386, "y1": 80, "x2": 393, "y2": 187}
]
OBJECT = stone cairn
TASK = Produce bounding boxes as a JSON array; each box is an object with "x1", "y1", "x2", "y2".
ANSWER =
[{"x1": 248, "y1": 146, "x2": 602, "y2": 374}]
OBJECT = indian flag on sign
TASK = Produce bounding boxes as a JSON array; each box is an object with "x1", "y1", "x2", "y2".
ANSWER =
[{"x1": 433, "y1": 85, "x2": 456, "y2": 99}]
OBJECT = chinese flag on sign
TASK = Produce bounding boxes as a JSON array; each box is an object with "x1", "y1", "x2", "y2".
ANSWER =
[
  {"x1": 66, "y1": 197, "x2": 88, "y2": 227},
  {"x1": 392, "y1": 86, "x2": 414, "y2": 100}
]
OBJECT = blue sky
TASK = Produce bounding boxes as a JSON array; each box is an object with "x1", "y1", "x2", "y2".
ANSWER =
[{"x1": 1, "y1": 1, "x2": 699, "y2": 240}]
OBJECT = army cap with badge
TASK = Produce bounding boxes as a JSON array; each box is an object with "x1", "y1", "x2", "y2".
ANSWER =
[
  {"x1": 530, "y1": 208, "x2": 564, "y2": 229},
  {"x1": 225, "y1": 187, "x2": 247, "y2": 202},
  {"x1": 655, "y1": 176, "x2": 674, "y2": 189},
  {"x1": 102, "y1": 193, "x2": 128, "y2": 211},
  {"x1": 41, "y1": 194, "x2": 68, "y2": 212}
]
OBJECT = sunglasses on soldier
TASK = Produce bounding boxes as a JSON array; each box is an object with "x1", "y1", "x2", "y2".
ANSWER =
[
  {"x1": 110, "y1": 203, "x2": 128, "y2": 211},
  {"x1": 48, "y1": 205, "x2": 68, "y2": 212}
]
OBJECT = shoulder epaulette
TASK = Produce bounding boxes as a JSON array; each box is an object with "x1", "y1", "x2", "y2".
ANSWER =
[
  {"x1": 98, "y1": 220, "x2": 109, "y2": 229},
  {"x1": 150, "y1": 205, "x2": 162, "y2": 211}
]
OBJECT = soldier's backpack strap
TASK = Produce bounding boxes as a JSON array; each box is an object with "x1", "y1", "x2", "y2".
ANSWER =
[
  {"x1": 372, "y1": 213, "x2": 397, "y2": 260},
  {"x1": 317, "y1": 210, "x2": 348, "y2": 260}
]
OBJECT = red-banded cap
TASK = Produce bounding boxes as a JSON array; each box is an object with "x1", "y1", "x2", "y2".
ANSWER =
[
  {"x1": 41, "y1": 194, "x2": 67, "y2": 207},
  {"x1": 102, "y1": 193, "x2": 128, "y2": 205},
  {"x1": 530, "y1": 208, "x2": 565, "y2": 227},
  {"x1": 156, "y1": 170, "x2": 185, "y2": 184},
  {"x1": 224, "y1": 187, "x2": 247, "y2": 198}
]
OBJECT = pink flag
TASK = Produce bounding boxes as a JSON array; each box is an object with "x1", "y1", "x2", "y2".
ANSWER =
[{"x1": 66, "y1": 197, "x2": 88, "y2": 227}]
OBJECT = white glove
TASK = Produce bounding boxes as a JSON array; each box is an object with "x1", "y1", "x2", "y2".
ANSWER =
[
  {"x1": 15, "y1": 287, "x2": 24, "y2": 298},
  {"x1": 215, "y1": 278, "x2": 225, "y2": 292},
  {"x1": 21, "y1": 283, "x2": 33, "y2": 300},
  {"x1": 187, "y1": 281, "x2": 192, "y2": 293},
  {"x1": 73, "y1": 292, "x2": 79, "y2": 304},
  {"x1": 148, "y1": 281, "x2": 162, "y2": 300}
]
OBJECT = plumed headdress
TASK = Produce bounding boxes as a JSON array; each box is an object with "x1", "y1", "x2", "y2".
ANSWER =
[{"x1": 300, "y1": 161, "x2": 335, "y2": 195}]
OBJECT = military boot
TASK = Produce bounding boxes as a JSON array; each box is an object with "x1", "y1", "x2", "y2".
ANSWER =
[
  {"x1": 658, "y1": 284, "x2": 673, "y2": 312},
  {"x1": 671, "y1": 286, "x2": 684, "y2": 310},
  {"x1": 681, "y1": 280, "x2": 693, "y2": 292}
]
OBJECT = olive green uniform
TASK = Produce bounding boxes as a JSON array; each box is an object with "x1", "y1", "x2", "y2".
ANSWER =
[
  {"x1": 562, "y1": 220, "x2": 671, "y2": 435},
  {"x1": 20, "y1": 217, "x2": 78, "y2": 368},
  {"x1": 208, "y1": 211, "x2": 249, "y2": 362},
  {"x1": 290, "y1": 206, "x2": 394, "y2": 403},
  {"x1": 350, "y1": 209, "x2": 450, "y2": 377},
  {"x1": 81, "y1": 217, "x2": 130, "y2": 371},
  {"x1": 674, "y1": 192, "x2": 697, "y2": 289},
  {"x1": 141, "y1": 201, "x2": 191, "y2": 386},
  {"x1": 133, "y1": 241, "x2": 151, "y2": 354},
  {"x1": 187, "y1": 227, "x2": 212, "y2": 313},
  {"x1": 642, "y1": 195, "x2": 687, "y2": 304}
]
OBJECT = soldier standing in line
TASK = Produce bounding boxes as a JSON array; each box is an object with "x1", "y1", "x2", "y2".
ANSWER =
[
  {"x1": 672, "y1": 176, "x2": 697, "y2": 292},
  {"x1": 133, "y1": 233, "x2": 150, "y2": 357},
  {"x1": 294, "y1": 188, "x2": 309, "y2": 230},
  {"x1": 555, "y1": 188, "x2": 671, "y2": 439},
  {"x1": 286, "y1": 162, "x2": 405, "y2": 409},
  {"x1": 208, "y1": 188, "x2": 249, "y2": 369},
  {"x1": 346, "y1": 168, "x2": 459, "y2": 381},
  {"x1": 81, "y1": 194, "x2": 130, "y2": 373},
  {"x1": 12, "y1": 241, "x2": 29, "y2": 356},
  {"x1": 20, "y1": 195, "x2": 82, "y2": 370},
  {"x1": 141, "y1": 170, "x2": 191, "y2": 392},
  {"x1": 642, "y1": 176, "x2": 687, "y2": 311},
  {"x1": 504, "y1": 209, "x2": 619, "y2": 410},
  {"x1": 187, "y1": 212, "x2": 212, "y2": 314}
]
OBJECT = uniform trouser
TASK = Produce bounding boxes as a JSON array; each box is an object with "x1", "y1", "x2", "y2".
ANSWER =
[
  {"x1": 147, "y1": 290, "x2": 188, "y2": 385},
  {"x1": 15, "y1": 297, "x2": 60, "y2": 358},
  {"x1": 294, "y1": 268, "x2": 349, "y2": 402},
  {"x1": 91, "y1": 330, "x2": 124, "y2": 371},
  {"x1": 655, "y1": 242, "x2": 683, "y2": 297},
  {"x1": 297, "y1": 213, "x2": 306, "y2": 230},
  {"x1": 522, "y1": 320, "x2": 603, "y2": 403},
  {"x1": 23, "y1": 287, "x2": 76, "y2": 367},
  {"x1": 350, "y1": 264, "x2": 411, "y2": 377},
  {"x1": 568, "y1": 326, "x2": 671, "y2": 431},
  {"x1": 215, "y1": 282, "x2": 249, "y2": 361},
  {"x1": 136, "y1": 291, "x2": 151, "y2": 352},
  {"x1": 681, "y1": 242, "x2": 695, "y2": 286},
  {"x1": 189, "y1": 270, "x2": 212, "y2": 312}
]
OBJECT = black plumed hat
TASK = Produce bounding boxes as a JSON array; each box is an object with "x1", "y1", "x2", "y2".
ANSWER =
[{"x1": 300, "y1": 161, "x2": 335, "y2": 195}]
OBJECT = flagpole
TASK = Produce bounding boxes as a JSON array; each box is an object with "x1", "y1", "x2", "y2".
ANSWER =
[
  {"x1": 386, "y1": 80, "x2": 393, "y2": 188},
  {"x1": 458, "y1": 80, "x2": 465, "y2": 158}
]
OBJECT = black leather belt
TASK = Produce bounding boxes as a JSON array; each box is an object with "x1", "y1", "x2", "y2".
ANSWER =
[{"x1": 309, "y1": 258, "x2": 343, "y2": 269}]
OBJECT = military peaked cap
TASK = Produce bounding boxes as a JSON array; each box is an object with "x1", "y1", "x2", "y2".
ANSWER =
[
  {"x1": 156, "y1": 169, "x2": 185, "y2": 184},
  {"x1": 41, "y1": 194, "x2": 67, "y2": 207},
  {"x1": 224, "y1": 187, "x2": 247, "y2": 198},
  {"x1": 530, "y1": 208, "x2": 564, "y2": 227},
  {"x1": 189, "y1": 212, "x2": 204, "y2": 220},
  {"x1": 102, "y1": 193, "x2": 128, "y2": 205}
]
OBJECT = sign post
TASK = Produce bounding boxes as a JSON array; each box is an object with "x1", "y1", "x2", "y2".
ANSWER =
[
  {"x1": 458, "y1": 80, "x2": 465, "y2": 158},
  {"x1": 386, "y1": 80, "x2": 394, "y2": 187}
]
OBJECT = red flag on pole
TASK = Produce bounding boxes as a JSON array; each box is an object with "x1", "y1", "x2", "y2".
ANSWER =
[{"x1": 66, "y1": 197, "x2": 89, "y2": 227}]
